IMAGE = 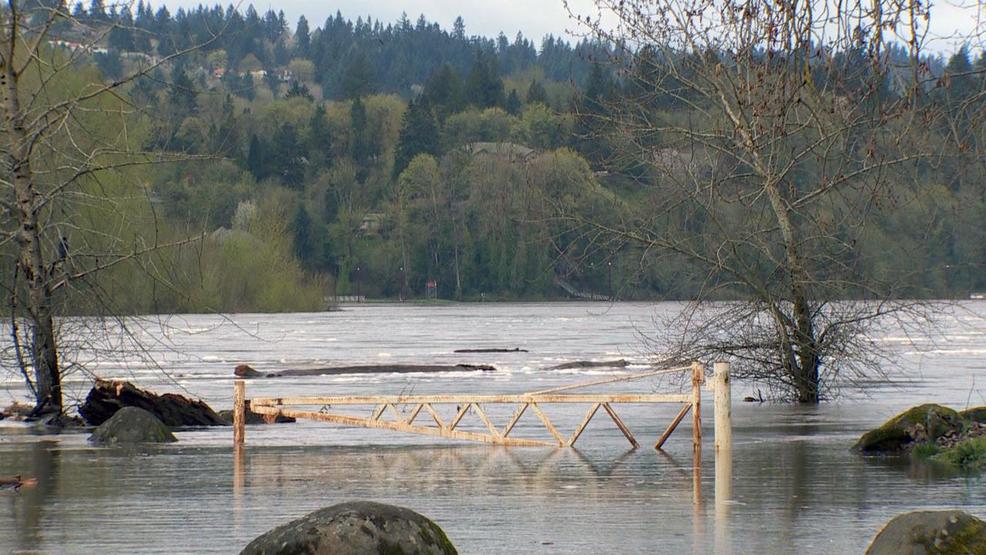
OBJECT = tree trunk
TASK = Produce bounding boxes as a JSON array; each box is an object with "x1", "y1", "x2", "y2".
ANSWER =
[
  {"x1": 763, "y1": 178, "x2": 820, "y2": 403},
  {"x1": 791, "y1": 296, "x2": 820, "y2": 403},
  {"x1": 3, "y1": 13, "x2": 63, "y2": 416}
]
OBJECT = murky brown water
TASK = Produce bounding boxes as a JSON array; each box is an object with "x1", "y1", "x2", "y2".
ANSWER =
[{"x1": 2, "y1": 302, "x2": 985, "y2": 553}]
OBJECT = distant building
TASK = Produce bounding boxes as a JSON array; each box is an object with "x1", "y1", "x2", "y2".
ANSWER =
[
  {"x1": 465, "y1": 142, "x2": 536, "y2": 162},
  {"x1": 358, "y1": 213, "x2": 384, "y2": 236}
]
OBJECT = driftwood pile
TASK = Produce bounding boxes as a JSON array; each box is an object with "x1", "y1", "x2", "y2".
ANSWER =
[{"x1": 79, "y1": 379, "x2": 226, "y2": 427}]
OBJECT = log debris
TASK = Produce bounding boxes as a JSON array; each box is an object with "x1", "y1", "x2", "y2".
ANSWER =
[
  {"x1": 547, "y1": 359, "x2": 630, "y2": 370},
  {"x1": 79, "y1": 379, "x2": 227, "y2": 427},
  {"x1": 453, "y1": 348, "x2": 528, "y2": 353},
  {"x1": 234, "y1": 363, "x2": 495, "y2": 378}
]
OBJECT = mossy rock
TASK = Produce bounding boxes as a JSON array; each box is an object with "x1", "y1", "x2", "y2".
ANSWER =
[
  {"x1": 854, "y1": 404, "x2": 963, "y2": 455},
  {"x1": 867, "y1": 510, "x2": 986, "y2": 555},
  {"x1": 240, "y1": 501, "x2": 457, "y2": 555},
  {"x1": 89, "y1": 407, "x2": 177, "y2": 445},
  {"x1": 961, "y1": 407, "x2": 986, "y2": 425}
]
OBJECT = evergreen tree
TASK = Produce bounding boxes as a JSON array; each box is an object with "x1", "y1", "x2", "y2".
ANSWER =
[
  {"x1": 108, "y1": 7, "x2": 135, "y2": 51},
  {"x1": 422, "y1": 64, "x2": 463, "y2": 117},
  {"x1": 453, "y1": 16, "x2": 465, "y2": 40},
  {"x1": 350, "y1": 96, "x2": 370, "y2": 167},
  {"x1": 88, "y1": 0, "x2": 105, "y2": 20},
  {"x1": 945, "y1": 46, "x2": 975, "y2": 102},
  {"x1": 526, "y1": 80, "x2": 548, "y2": 105},
  {"x1": 505, "y1": 89, "x2": 522, "y2": 115},
  {"x1": 272, "y1": 123, "x2": 305, "y2": 187},
  {"x1": 168, "y1": 68, "x2": 197, "y2": 117},
  {"x1": 394, "y1": 99, "x2": 439, "y2": 177},
  {"x1": 342, "y1": 51, "x2": 375, "y2": 99},
  {"x1": 286, "y1": 80, "x2": 313, "y2": 100},
  {"x1": 465, "y1": 51, "x2": 504, "y2": 108},
  {"x1": 292, "y1": 205, "x2": 317, "y2": 268},
  {"x1": 246, "y1": 134, "x2": 266, "y2": 180},
  {"x1": 295, "y1": 15, "x2": 311, "y2": 57},
  {"x1": 307, "y1": 103, "x2": 332, "y2": 166}
]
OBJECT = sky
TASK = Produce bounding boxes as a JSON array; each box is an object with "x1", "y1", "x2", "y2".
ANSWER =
[
  {"x1": 161, "y1": 0, "x2": 983, "y2": 53},
  {"x1": 165, "y1": 0, "x2": 600, "y2": 43}
]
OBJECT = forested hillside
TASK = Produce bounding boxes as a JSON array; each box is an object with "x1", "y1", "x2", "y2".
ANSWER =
[{"x1": 7, "y1": 2, "x2": 986, "y2": 314}]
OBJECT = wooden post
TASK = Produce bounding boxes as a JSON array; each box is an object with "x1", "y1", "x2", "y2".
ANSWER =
[
  {"x1": 713, "y1": 361, "x2": 732, "y2": 555},
  {"x1": 233, "y1": 379, "x2": 246, "y2": 446},
  {"x1": 691, "y1": 361, "x2": 703, "y2": 454},
  {"x1": 713, "y1": 362, "x2": 731, "y2": 456}
]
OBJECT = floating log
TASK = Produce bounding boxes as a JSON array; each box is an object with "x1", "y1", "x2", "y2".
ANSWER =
[
  {"x1": 218, "y1": 401, "x2": 296, "y2": 425},
  {"x1": 79, "y1": 379, "x2": 227, "y2": 427},
  {"x1": 547, "y1": 359, "x2": 630, "y2": 370},
  {"x1": 234, "y1": 363, "x2": 495, "y2": 378},
  {"x1": 453, "y1": 348, "x2": 528, "y2": 353},
  {"x1": 0, "y1": 475, "x2": 38, "y2": 491},
  {"x1": 0, "y1": 402, "x2": 33, "y2": 421}
]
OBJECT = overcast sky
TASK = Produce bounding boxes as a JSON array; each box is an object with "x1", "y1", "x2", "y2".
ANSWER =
[{"x1": 161, "y1": 0, "x2": 982, "y2": 53}]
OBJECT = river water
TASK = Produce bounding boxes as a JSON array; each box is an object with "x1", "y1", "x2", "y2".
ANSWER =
[{"x1": 1, "y1": 301, "x2": 985, "y2": 554}]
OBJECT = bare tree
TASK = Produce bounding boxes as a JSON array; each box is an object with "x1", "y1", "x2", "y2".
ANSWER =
[
  {"x1": 565, "y1": 0, "x2": 953, "y2": 401},
  {"x1": 1, "y1": 1, "x2": 214, "y2": 420}
]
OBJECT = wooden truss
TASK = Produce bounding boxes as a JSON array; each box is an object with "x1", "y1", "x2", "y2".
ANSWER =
[{"x1": 237, "y1": 363, "x2": 705, "y2": 450}]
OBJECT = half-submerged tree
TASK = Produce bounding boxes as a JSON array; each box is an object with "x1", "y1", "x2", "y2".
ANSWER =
[
  {"x1": 1, "y1": 1, "x2": 212, "y2": 419},
  {"x1": 569, "y1": 0, "x2": 946, "y2": 401}
]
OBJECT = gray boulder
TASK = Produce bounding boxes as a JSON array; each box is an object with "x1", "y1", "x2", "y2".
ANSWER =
[
  {"x1": 867, "y1": 510, "x2": 986, "y2": 555},
  {"x1": 89, "y1": 406, "x2": 177, "y2": 445},
  {"x1": 240, "y1": 501, "x2": 457, "y2": 555}
]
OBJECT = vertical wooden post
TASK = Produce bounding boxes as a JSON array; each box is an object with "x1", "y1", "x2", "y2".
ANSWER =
[
  {"x1": 691, "y1": 361, "x2": 703, "y2": 454},
  {"x1": 713, "y1": 361, "x2": 731, "y2": 457},
  {"x1": 691, "y1": 361, "x2": 704, "y2": 536},
  {"x1": 713, "y1": 361, "x2": 732, "y2": 555},
  {"x1": 233, "y1": 379, "x2": 246, "y2": 446}
]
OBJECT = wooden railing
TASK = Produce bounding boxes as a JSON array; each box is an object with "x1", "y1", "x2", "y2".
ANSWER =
[{"x1": 233, "y1": 361, "x2": 731, "y2": 451}]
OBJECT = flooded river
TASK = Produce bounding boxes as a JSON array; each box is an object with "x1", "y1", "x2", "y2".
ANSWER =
[{"x1": 2, "y1": 302, "x2": 985, "y2": 553}]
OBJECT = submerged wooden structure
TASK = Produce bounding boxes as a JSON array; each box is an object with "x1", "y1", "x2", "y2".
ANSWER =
[{"x1": 233, "y1": 361, "x2": 730, "y2": 451}]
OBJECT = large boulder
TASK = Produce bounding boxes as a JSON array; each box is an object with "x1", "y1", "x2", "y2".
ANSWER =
[
  {"x1": 240, "y1": 501, "x2": 457, "y2": 555},
  {"x1": 867, "y1": 510, "x2": 986, "y2": 555},
  {"x1": 854, "y1": 404, "x2": 964, "y2": 455},
  {"x1": 80, "y1": 379, "x2": 226, "y2": 427},
  {"x1": 89, "y1": 407, "x2": 177, "y2": 445}
]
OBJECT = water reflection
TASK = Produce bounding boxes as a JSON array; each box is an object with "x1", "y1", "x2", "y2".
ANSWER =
[
  {"x1": 1, "y1": 428, "x2": 984, "y2": 553},
  {"x1": 6, "y1": 441, "x2": 58, "y2": 550}
]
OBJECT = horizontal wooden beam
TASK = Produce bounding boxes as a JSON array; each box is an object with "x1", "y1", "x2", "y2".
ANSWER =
[
  {"x1": 528, "y1": 365, "x2": 690, "y2": 395},
  {"x1": 250, "y1": 393, "x2": 690, "y2": 407},
  {"x1": 250, "y1": 405, "x2": 555, "y2": 447}
]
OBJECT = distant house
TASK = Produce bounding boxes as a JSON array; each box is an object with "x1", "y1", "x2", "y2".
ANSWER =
[
  {"x1": 121, "y1": 51, "x2": 157, "y2": 64},
  {"x1": 466, "y1": 142, "x2": 536, "y2": 162},
  {"x1": 212, "y1": 67, "x2": 226, "y2": 79},
  {"x1": 359, "y1": 213, "x2": 384, "y2": 235},
  {"x1": 48, "y1": 39, "x2": 83, "y2": 50}
]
